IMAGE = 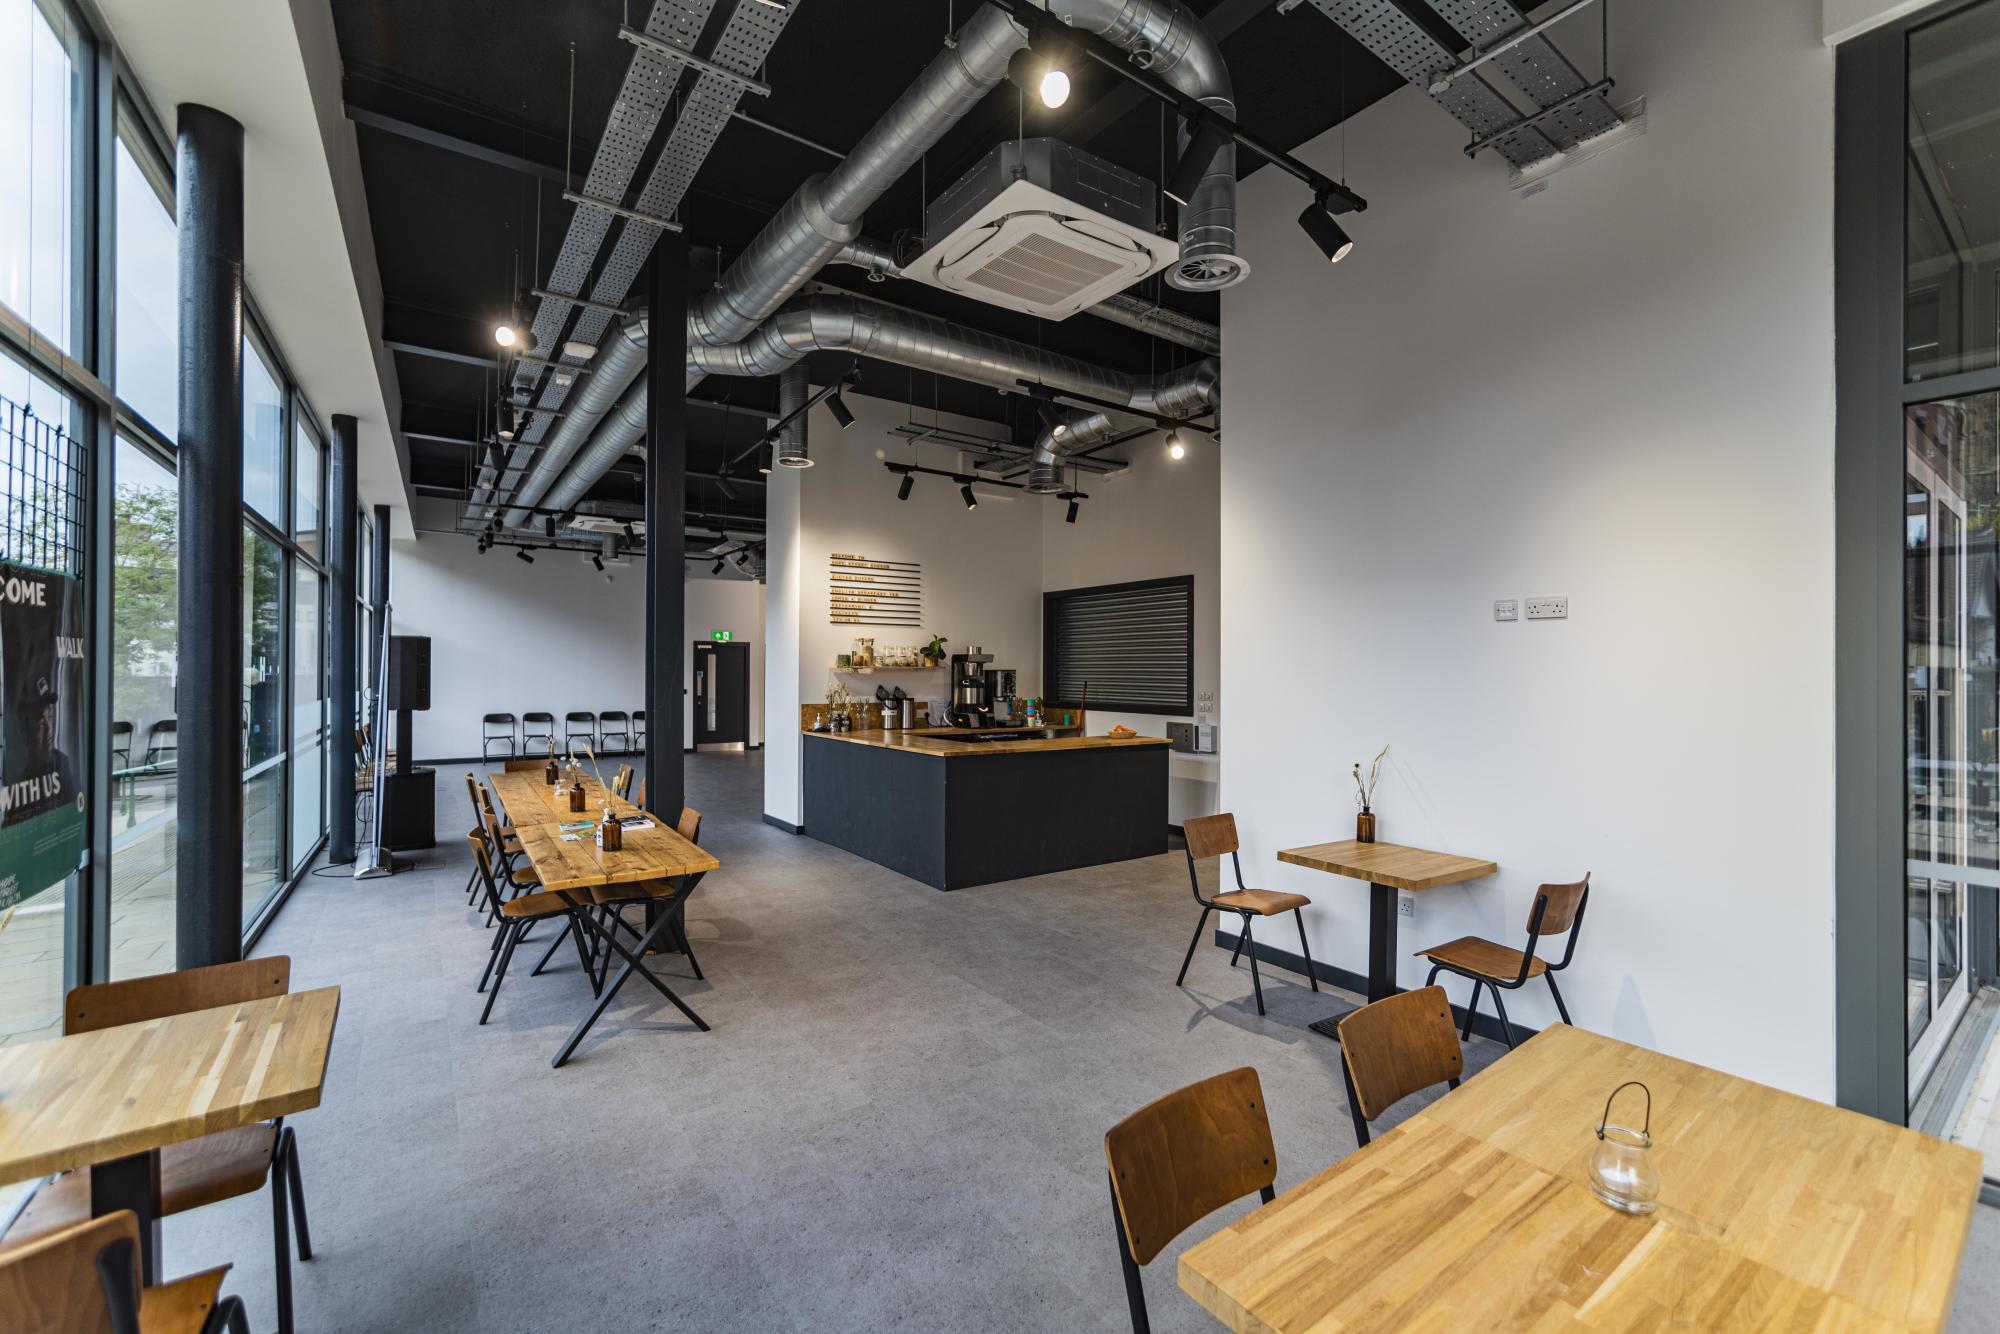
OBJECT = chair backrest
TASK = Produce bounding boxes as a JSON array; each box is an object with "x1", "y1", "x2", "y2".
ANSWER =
[
  {"x1": 502, "y1": 758, "x2": 545, "y2": 772},
  {"x1": 469, "y1": 836, "x2": 505, "y2": 913},
  {"x1": 601, "y1": 710, "x2": 628, "y2": 724},
  {"x1": 614, "y1": 764, "x2": 634, "y2": 799},
  {"x1": 523, "y1": 712, "x2": 554, "y2": 728},
  {"x1": 0, "y1": 1210, "x2": 143, "y2": 1334},
  {"x1": 482, "y1": 712, "x2": 516, "y2": 727},
  {"x1": 110, "y1": 720, "x2": 132, "y2": 738},
  {"x1": 463, "y1": 772, "x2": 484, "y2": 823},
  {"x1": 565, "y1": 711, "x2": 594, "y2": 725},
  {"x1": 677, "y1": 806, "x2": 702, "y2": 843},
  {"x1": 1337, "y1": 986, "x2": 1464, "y2": 1126},
  {"x1": 1525, "y1": 874, "x2": 1590, "y2": 940},
  {"x1": 1104, "y1": 1066, "x2": 1276, "y2": 1266},
  {"x1": 632, "y1": 709, "x2": 646, "y2": 722},
  {"x1": 1181, "y1": 813, "x2": 1239, "y2": 861},
  {"x1": 66, "y1": 957, "x2": 292, "y2": 1036},
  {"x1": 637, "y1": 778, "x2": 647, "y2": 810}
]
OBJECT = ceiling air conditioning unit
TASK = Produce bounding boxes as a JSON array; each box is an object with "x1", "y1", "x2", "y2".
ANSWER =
[{"x1": 904, "y1": 138, "x2": 1177, "y2": 321}]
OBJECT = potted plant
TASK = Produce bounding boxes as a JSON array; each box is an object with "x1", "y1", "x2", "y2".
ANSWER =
[
  {"x1": 1352, "y1": 744, "x2": 1388, "y2": 843},
  {"x1": 921, "y1": 634, "x2": 947, "y2": 669}
]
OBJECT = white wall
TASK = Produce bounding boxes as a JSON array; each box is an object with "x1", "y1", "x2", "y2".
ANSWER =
[
  {"x1": 1043, "y1": 428, "x2": 1222, "y2": 822},
  {"x1": 1221, "y1": 0, "x2": 1838, "y2": 1098}
]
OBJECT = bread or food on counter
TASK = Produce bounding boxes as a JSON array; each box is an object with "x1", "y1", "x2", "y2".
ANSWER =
[{"x1": 1106, "y1": 725, "x2": 1137, "y2": 737}]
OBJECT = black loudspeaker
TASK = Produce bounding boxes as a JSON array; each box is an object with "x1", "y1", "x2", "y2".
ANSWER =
[{"x1": 387, "y1": 635, "x2": 431, "y2": 711}]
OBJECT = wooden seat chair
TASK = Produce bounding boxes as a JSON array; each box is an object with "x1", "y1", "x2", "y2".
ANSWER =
[
  {"x1": 500, "y1": 758, "x2": 546, "y2": 773},
  {"x1": 1176, "y1": 814, "x2": 1317, "y2": 1016},
  {"x1": 474, "y1": 840, "x2": 597, "y2": 1022},
  {"x1": 0, "y1": 961, "x2": 312, "y2": 1334},
  {"x1": 1104, "y1": 1067, "x2": 1278, "y2": 1333},
  {"x1": 0, "y1": 1210, "x2": 249, "y2": 1334},
  {"x1": 582, "y1": 808, "x2": 707, "y2": 981},
  {"x1": 1335, "y1": 986, "x2": 1464, "y2": 1146},
  {"x1": 1415, "y1": 874, "x2": 1589, "y2": 1048},
  {"x1": 613, "y1": 764, "x2": 634, "y2": 800}
]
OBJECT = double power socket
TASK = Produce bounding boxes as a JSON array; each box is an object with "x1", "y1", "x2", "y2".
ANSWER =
[{"x1": 1493, "y1": 596, "x2": 1567, "y2": 622}]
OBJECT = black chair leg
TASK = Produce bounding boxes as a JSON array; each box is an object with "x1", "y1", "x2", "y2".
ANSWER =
[
  {"x1": 1241, "y1": 915, "x2": 1265, "y2": 1015},
  {"x1": 1340, "y1": 1054, "x2": 1372, "y2": 1148},
  {"x1": 1488, "y1": 985, "x2": 1519, "y2": 1049},
  {"x1": 1174, "y1": 906, "x2": 1213, "y2": 987},
  {"x1": 1228, "y1": 925, "x2": 1247, "y2": 968},
  {"x1": 1460, "y1": 981, "x2": 1483, "y2": 1041},
  {"x1": 283, "y1": 1127, "x2": 312, "y2": 1260},
  {"x1": 1292, "y1": 909, "x2": 1319, "y2": 992},
  {"x1": 481, "y1": 922, "x2": 523, "y2": 1025},
  {"x1": 1546, "y1": 973, "x2": 1573, "y2": 1025},
  {"x1": 210, "y1": 1294, "x2": 252, "y2": 1334},
  {"x1": 269, "y1": 1132, "x2": 295, "y2": 1334},
  {"x1": 1109, "y1": 1173, "x2": 1151, "y2": 1334}
]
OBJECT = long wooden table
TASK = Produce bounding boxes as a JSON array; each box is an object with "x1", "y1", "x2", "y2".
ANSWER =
[
  {"x1": 0, "y1": 987, "x2": 340, "y2": 1283},
  {"x1": 1179, "y1": 1025, "x2": 1982, "y2": 1332},
  {"x1": 485, "y1": 770, "x2": 719, "y2": 1067},
  {"x1": 1276, "y1": 840, "x2": 1497, "y2": 1040}
]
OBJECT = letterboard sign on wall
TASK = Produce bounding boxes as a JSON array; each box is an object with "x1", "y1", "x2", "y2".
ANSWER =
[{"x1": 830, "y1": 554, "x2": 922, "y2": 626}]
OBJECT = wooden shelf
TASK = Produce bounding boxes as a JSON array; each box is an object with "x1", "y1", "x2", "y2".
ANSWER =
[{"x1": 830, "y1": 664, "x2": 942, "y2": 674}]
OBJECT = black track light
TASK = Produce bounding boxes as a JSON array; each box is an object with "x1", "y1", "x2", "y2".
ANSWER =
[
  {"x1": 712, "y1": 558, "x2": 726, "y2": 575},
  {"x1": 757, "y1": 445, "x2": 774, "y2": 476},
  {"x1": 516, "y1": 548, "x2": 535, "y2": 564},
  {"x1": 1168, "y1": 113, "x2": 1233, "y2": 206},
  {"x1": 1066, "y1": 498, "x2": 1080, "y2": 524},
  {"x1": 827, "y1": 389, "x2": 856, "y2": 430},
  {"x1": 716, "y1": 472, "x2": 739, "y2": 501},
  {"x1": 1035, "y1": 402, "x2": 1068, "y2": 438},
  {"x1": 897, "y1": 473, "x2": 914, "y2": 501},
  {"x1": 591, "y1": 555, "x2": 605, "y2": 572},
  {"x1": 961, "y1": 483, "x2": 978, "y2": 510},
  {"x1": 542, "y1": 516, "x2": 556, "y2": 539},
  {"x1": 1006, "y1": 46, "x2": 1070, "y2": 109},
  {"x1": 622, "y1": 522, "x2": 637, "y2": 542},
  {"x1": 1296, "y1": 195, "x2": 1355, "y2": 264}
]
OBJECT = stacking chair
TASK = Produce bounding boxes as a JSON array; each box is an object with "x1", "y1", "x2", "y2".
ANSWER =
[
  {"x1": 1335, "y1": 986, "x2": 1465, "y2": 1147},
  {"x1": 599, "y1": 710, "x2": 631, "y2": 753},
  {"x1": 1415, "y1": 873, "x2": 1590, "y2": 1049},
  {"x1": 1, "y1": 960, "x2": 313, "y2": 1334},
  {"x1": 109, "y1": 719, "x2": 133, "y2": 769},
  {"x1": 1176, "y1": 814, "x2": 1316, "y2": 1015},
  {"x1": 632, "y1": 709, "x2": 646, "y2": 750},
  {"x1": 563, "y1": 711, "x2": 596, "y2": 753},
  {"x1": 0, "y1": 1211, "x2": 250, "y2": 1334},
  {"x1": 613, "y1": 764, "x2": 635, "y2": 800},
  {"x1": 142, "y1": 719, "x2": 177, "y2": 766},
  {"x1": 480, "y1": 713, "x2": 518, "y2": 760},
  {"x1": 1103, "y1": 1067, "x2": 1278, "y2": 1333},
  {"x1": 522, "y1": 711, "x2": 556, "y2": 755}
]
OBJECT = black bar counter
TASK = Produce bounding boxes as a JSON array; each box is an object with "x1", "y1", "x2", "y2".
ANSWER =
[{"x1": 802, "y1": 728, "x2": 1171, "y2": 890}]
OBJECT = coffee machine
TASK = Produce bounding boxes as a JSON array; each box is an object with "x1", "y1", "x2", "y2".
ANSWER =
[{"x1": 948, "y1": 648, "x2": 995, "y2": 728}]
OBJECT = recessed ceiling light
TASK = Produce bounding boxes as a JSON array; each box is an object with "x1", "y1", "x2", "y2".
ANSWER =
[{"x1": 563, "y1": 339, "x2": 597, "y2": 360}]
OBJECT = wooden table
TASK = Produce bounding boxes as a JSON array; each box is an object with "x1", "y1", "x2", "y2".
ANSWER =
[
  {"x1": 1276, "y1": 840, "x2": 1495, "y2": 1040},
  {"x1": 1179, "y1": 1025, "x2": 1983, "y2": 1332},
  {"x1": 487, "y1": 771, "x2": 720, "y2": 1068},
  {"x1": 0, "y1": 987, "x2": 340, "y2": 1283}
]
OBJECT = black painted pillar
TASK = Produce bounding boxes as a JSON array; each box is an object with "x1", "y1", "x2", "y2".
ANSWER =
[
  {"x1": 327, "y1": 415, "x2": 359, "y2": 863},
  {"x1": 644, "y1": 241, "x2": 688, "y2": 819},
  {"x1": 370, "y1": 502, "x2": 390, "y2": 688},
  {"x1": 173, "y1": 105, "x2": 245, "y2": 970}
]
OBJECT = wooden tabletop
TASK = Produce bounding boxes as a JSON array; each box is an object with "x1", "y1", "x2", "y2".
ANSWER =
[
  {"x1": 1276, "y1": 839, "x2": 1496, "y2": 891},
  {"x1": 0, "y1": 987, "x2": 341, "y2": 1185},
  {"x1": 488, "y1": 770, "x2": 640, "y2": 826},
  {"x1": 490, "y1": 770, "x2": 718, "y2": 892},
  {"x1": 1178, "y1": 1025, "x2": 1982, "y2": 1332}
]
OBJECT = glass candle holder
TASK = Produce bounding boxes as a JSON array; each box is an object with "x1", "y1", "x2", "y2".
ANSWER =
[{"x1": 1588, "y1": 1080, "x2": 1660, "y2": 1215}]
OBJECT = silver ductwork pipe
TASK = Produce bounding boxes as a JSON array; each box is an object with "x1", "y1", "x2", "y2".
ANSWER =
[
  {"x1": 774, "y1": 365, "x2": 811, "y2": 468},
  {"x1": 494, "y1": 315, "x2": 649, "y2": 528},
  {"x1": 535, "y1": 373, "x2": 653, "y2": 520},
  {"x1": 1029, "y1": 410, "x2": 1117, "y2": 493}
]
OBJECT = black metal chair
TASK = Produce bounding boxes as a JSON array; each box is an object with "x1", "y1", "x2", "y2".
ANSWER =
[
  {"x1": 1336, "y1": 986, "x2": 1463, "y2": 1146},
  {"x1": 632, "y1": 709, "x2": 646, "y2": 750},
  {"x1": 598, "y1": 710, "x2": 631, "y2": 753},
  {"x1": 522, "y1": 711, "x2": 556, "y2": 756},
  {"x1": 563, "y1": 711, "x2": 596, "y2": 753},
  {"x1": 109, "y1": 719, "x2": 133, "y2": 768},
  {"x1": 1176, "y1": 813, "x2": 1317, "y2": 1016},
  {"x1": 1416, "y1": 874, "x2": 1590, "y2": 1048},
  {"x1": 142, "y1": 718, "x2": 177, "y2": 765},
  {"x1": 0, "y1": 1210, "x2": 252, "y2": 1334},
  {"x1": 480, "y1": 712, "x2": 518, "y2": 759}
]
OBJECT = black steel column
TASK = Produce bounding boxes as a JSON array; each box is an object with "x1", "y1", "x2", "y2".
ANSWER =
[
  {"x1": 174, "y1": 105, "x2": 245, "y2": 970},
  {"x1": 644, "y1": 241, "x2": 688, "y2": 820},
  {"x1": 370, "y1": 502, "x2": 390, "y2": 686},
  {"x1": 327, "y1": 415, "x2": 359, "y2": 863}
]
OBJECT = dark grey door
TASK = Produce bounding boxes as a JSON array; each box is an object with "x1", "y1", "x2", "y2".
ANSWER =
[{"x1": 692, "y1": 642, "x2": 750, "y2": 749}]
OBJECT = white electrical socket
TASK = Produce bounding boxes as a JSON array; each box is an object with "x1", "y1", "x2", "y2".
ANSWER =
[
  {"x1": 1398, "y1": 894, "x2": 1414, "y2": 918},
  {"x1": 1525, "y1": 595, "x2": 1568, "y2": 621},
  {"x1": 1494, "y1": 599, "x2": 1519, "y2": 622}
]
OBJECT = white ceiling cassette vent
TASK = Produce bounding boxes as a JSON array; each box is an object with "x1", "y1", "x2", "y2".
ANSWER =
[{"x1": 905, "y1": 139, "x2": 1178, "y2": 321}]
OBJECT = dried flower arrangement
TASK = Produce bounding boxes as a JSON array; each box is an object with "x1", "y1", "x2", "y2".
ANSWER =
[{"x1": 1352, "y1": 744, "x2": 1389, "y2": 811}]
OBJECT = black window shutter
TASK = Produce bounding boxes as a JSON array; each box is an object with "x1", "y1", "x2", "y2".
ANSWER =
[{"x1": 1042, "y1": 576, "x2": 1193, "y2": 715}]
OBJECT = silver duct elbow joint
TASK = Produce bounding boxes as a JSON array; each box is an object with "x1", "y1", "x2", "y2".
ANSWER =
[{"x1": 1029, "y1": 410, "x2": 1117, "y2": 493}]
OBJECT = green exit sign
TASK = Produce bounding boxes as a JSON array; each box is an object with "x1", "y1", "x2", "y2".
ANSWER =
[{"x1": 710, "y1": 630, "x2": 733, "y2": 642}]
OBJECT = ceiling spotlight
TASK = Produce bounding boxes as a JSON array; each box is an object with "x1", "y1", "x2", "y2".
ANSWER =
[
  {"x1": 1007, "y1": 47, "x2": 1070, "y2": 110},
  {"x1": 562, "y1": 339, "x2": 597, "y2": 360},
  {"x1": 542, "y1": 516, "x2": 556, "y2": 539},
  {"x1": 516, "y1": 547, "x2": 535, "y2": 564},
  {"x1": 1035, "y1": 402, "x2": 1069, "y2": 439},
  {"x1": 1168, "y1": 113, "x2": 1234, "y2": 206},
  {"x1": 712, "y1": 558, "x2": 726, "y2": 575},
  {"x1": 497, "y1": 427, "x2": 515, "y2": 441},
  {"x1": 494, "y1": 323, "x2": 519, "y2": 348},
  {"x1": 827, "y1": 389, "x2": 857, "y2": 430},
  {"x1": 961, "y1": 483, "x2": 978, "y2": 510},
  {"x1": 897, "y1": 473, "x2": 914, "y2": 501},
  {"x1": 757, "y1": 447, "x2": 773, "y2": 476},
  {"x1": 591, "y1": 554, "x2": 605, "y2": 572},
  {"x1": 716, "y1": 472, "x2": 739, "y2": 501},
  {"x1": 1065, "y1": 497, "x2": 1080, "y2": 524},
  {"x1": 622, "y1": 522, "x2": 637, "y2": 542},
  {"x1": 1297, "y1": 195, "x2": 1355, "y2": 264},
  {"x1": 1167, "y1": 429, "x2": 1186, "y2": 460}
]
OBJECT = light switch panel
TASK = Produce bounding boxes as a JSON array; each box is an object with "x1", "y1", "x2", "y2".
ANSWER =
[{"x1": 1494, "y1": 599, "x2": 1519, "y2": 622}]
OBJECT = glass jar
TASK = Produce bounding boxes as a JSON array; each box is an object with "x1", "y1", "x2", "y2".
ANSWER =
[{"x1": 1588, "y1": 1081, "x2": 1660, "y2": 1215}]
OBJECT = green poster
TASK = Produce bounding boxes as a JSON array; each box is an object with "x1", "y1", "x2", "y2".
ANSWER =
[{"x1": 0, "y1": 560, "x2": 86, "y2": 910}]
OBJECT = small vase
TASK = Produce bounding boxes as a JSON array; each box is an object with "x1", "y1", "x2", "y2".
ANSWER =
[
  {"x1": 569, "y1": 785, "x2": 587, "y2": 813},
  {"x1": 1356, "y1": 808, "x2": 1376, "y2": 844},
  {"x1": 600, "y1": 817, "x2": 622, "y2": 851}
]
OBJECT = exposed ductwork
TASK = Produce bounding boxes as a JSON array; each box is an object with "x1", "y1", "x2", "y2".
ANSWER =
[
  {"x1": 774, "y1": 365, "x2": 810, "y2": 468},
  {"x1": 496, "y1": 315, "x2": 650, "y2": 528},
  {"x1": 1029, "y1": 410, "x2": 1118, "y2": 493},
  {"x1": 506, "y1": 0, "x2": 1238, "y2": 524}
]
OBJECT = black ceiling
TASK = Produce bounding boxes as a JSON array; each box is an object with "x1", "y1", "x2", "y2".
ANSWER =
[{"x1": 330, "y1": 0, "x2": 1406, "y2": 525}]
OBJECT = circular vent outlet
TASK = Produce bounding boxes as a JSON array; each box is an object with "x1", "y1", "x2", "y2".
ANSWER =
[{"x1": 1170, "y1": 253, "x2": 1251, "y2": 291}]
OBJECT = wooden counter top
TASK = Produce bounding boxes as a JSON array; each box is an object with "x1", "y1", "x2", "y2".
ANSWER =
[{"x1": 803, "y1": 727, "x2": 1171, "y2": 757}]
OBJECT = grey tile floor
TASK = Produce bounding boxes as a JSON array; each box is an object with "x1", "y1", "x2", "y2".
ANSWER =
[{"x1": 157, "y1": 751, "x2": 2000, "y2": 1332}]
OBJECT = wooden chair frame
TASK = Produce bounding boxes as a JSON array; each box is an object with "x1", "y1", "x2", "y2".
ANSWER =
[
  {"x1": 1422, "y1": 876, "x2": 1590, "y2": 1049},
  {"x1": 1336, "y1": 986, "x2": 1463, "y2": 1147},
  {"x1": 0, "y1": 1211, "x2": 251, "y2": 1334},
  {"x1": 1176, "y1": 816, "x2": 1317, "y2": 1017}
]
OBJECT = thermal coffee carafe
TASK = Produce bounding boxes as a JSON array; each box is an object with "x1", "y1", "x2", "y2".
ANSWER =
[{"x1": 948, "y1": 647, "x2": 996, "y2": 728}]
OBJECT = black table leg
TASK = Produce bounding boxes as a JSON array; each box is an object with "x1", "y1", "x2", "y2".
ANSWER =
[
  {"x1": 1309, "y1": 881, "x2": 1403, "y2": 1041},
  {"x1": 91, "y1": 1150, "x2": 162, "y2": 1285},
  {"x1": 552, "y1": 884, "x2": 709, "y2": 1068}
]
